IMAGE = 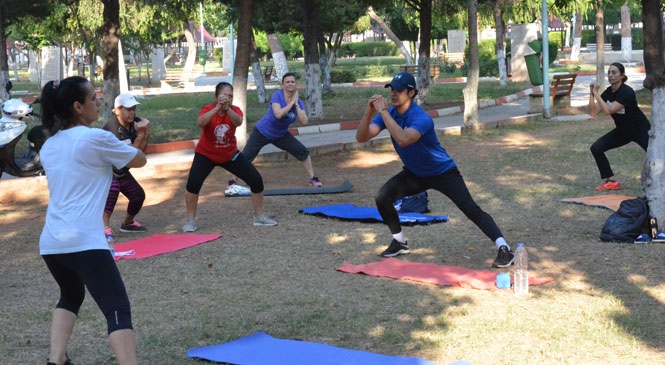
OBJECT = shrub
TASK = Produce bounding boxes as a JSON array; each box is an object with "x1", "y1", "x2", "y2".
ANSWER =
[
  {"x1": 212, "y1": 48, "x2": 223, "y2": 65},
  {"x1": 330, "y1": 69, "x2": 356, "y2": 83},
  {"x1": 441, "y1": 61, "x2": 458, "y2": 74},
  {"x1": 342, "y1": 42, "x2": 400, "y2": 57}
]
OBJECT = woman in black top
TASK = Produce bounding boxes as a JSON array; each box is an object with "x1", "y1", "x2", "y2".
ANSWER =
[{"x1": 589, "y1": 62, "x2": 650, "y2": 190}]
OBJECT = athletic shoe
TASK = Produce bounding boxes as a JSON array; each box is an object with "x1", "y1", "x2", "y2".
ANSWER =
[
  {"x1": 182, "y1": 218, "x2": 197, "y2": 232},
  {"x1": 652, "y1": 232, "x2": 665, "y2": 243},
  {"x1": 105, "y1": 226, "x2": 115, "y2": 243},
  {"x1": 120, "y1": 220, "x2": 147, "y2": 233},
  {"x1": 253, "y1": 214, "x2": 277, "y2": 226},
  {"x1": 309, "y1": 176, "x2": 323, "y2": 187},
  {"x1": 492, "y1": 245, "x2": 515, "y2": 268},
  {"x1": 380, "y1": 239, "x2": 410, "y2": 257},
  {"x1": 225, "y1": 183, "x2": 251, "y2": 196},
  {"x1": 634, "y1": 233, "x2": 651, "y2": 244},
  {"x1": 595, "y1": 180, "x2": 621, "y2": 191}
]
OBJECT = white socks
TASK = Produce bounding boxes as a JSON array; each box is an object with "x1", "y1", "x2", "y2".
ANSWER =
[
  {"x1": 392, "y1": 231, "x2": 406, "y2": 243},
  {"x1": 495, "y1": 237, "x2": 509, "y2": 250}
]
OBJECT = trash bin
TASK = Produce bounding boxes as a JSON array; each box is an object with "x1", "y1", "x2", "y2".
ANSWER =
[
  {"x1": 525, "y1": 53, "x2": 543, "y2": 86},
  {"x1": 198, "y1": 49, "x2": 207, "y2": 66}
]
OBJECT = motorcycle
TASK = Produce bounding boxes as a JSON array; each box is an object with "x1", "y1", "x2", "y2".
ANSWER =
[{"x1": 0, "y1": 98, "x2": 46, "y2": 179}]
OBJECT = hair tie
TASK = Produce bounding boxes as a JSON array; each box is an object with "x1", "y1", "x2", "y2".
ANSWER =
[{"x1": 53, "y1": 79, "x2": 60, "y2": 89}]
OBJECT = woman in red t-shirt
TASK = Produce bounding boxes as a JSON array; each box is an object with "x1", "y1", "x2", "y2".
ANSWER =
[{"x1": 183, "y1": 82, "x2": 277, "y2": 231}]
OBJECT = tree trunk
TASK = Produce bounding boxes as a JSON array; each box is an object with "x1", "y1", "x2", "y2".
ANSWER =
[
  {"x1": 620, "y1": 4, "x2": 632, "y2": 62},
  {"x1": 642, "y1": 0, "x2": 665, "y2": 223},
  {"x1": 268, "y1": 33, "x2": 289, "y2": 81},
  {"x1": 463, "y1": 0, "x2": 480, "y2": 131},
  {"x1": 571, "y1": 11, "x2": 583, "y2": 61},
  {"x1": 417, "y1": 0, "x2": 432, "y2": 105},
  {"x1": 594, "y1": 1, "x2": 605, "y2": 90},
  {"x1": 183, "y1": 22, "x2": 197, "y2": 83},
  {"x1": 318, "y1": 33, "x2": 332, "y2": 96},
  {"x1": 367, "y1": 7, "x2": 413, "y2": 64},
  {"x1": 233, "y1": 0, "x2": 254, "y2": 147},
  {"x1": 493, "y1": 0, "x2": 507, "y2": 86},
  {"x1": 250, "y1": 32, "x2": 267, "y2": 104},
  {"x1": 302, "y1": 0, "x2": 323, "y2": 120},
  {"x1": 0, "y1": 6, "x2": 10, "y2": 101},
  {"x1": 101, "y1": 0, "x2": 121, "y2": 125}
]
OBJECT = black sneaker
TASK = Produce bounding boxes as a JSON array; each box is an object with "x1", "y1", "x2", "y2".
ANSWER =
[
  {"x1": 492, "y1": 245, "x2": 514, "y2": 268},
  {"x1": 380, "y1": 239, "x2": 410, "y2": 257}
]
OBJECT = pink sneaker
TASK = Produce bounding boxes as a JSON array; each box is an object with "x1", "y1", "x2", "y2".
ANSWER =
[
  {"x1": 120, "y1": 220, "x2": 147, "y2": 233},
  {"x1": 309, "y1": 176, "x2": 323, "y2": 187}
]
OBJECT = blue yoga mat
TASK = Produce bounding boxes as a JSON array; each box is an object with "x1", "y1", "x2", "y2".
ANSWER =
[
  {"x1": 187, "y1": 332, "x2": 435, "y2": 365},
  {"x1": 299, "y1": 204, "x2": 448, "y2": 225}
]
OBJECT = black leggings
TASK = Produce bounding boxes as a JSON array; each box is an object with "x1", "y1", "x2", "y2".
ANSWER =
[
  {"x1": 42, "y1": 250, "x2": 132, "y2": 334},
  {"x1": 185, "y1": 152, "x2": 264, "y2": 194},
  {"x1": 375, "y1": 167, "x2": 503, "y2": 242},
  {"x1": 590, "y1": 127, "x2": 649, "y2": 179}
]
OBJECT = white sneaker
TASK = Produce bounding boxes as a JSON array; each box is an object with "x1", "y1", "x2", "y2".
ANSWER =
[
  {"x1": 225, "y1": 184, "x2": 251, "y2": 196},
  {"x1": 253, "y1": 214, "x2": 277, "y2": 227},
  {"x1": 182, "y1": 218, "x2": 197, "y2": 232}
]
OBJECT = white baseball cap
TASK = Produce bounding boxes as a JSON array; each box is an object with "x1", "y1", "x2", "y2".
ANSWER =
[{"x1": 114, "y1": 93, "x2": 140, "y2": 109}]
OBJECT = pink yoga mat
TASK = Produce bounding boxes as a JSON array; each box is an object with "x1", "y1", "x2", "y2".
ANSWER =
[
  {"x1": 337, "y1": 258, "x2": 554, "y2": 290},
  {"x1": 112, "y1": 233, "x2": 222, "y2": 260}
]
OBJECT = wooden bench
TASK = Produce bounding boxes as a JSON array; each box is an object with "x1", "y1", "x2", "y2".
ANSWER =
[
  {"x1": 439, "y1": 52, "x2": 465, "y2": 64},
  {"x1": 586, "y1": 43, "x2": 612, "y2": 52},
  {"x1": 399, "y1": 65, "x2": 418, "y2": 75},
  {"x1": 160, "y1": 71, "x2": 186, "y2": 90},
  {"x1": 262, "y1": 65, "x2": 274, "y2": 81},
  {"x1": 528, "y1": 73, "x2": 577, "y2": 113}
]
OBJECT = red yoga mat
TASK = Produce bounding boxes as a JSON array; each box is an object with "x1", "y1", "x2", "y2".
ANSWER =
[
  {"x1": 112, "y1": 233, "x2": 223, "y2": 260},
  {"x1": 337, "y1": 258, "x2": 554, "y2": 290}
]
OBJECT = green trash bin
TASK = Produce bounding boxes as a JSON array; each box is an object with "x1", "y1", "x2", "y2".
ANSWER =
[
  {"x1": 525, "y1": 53, "x2": 543, "y2": 86},
  {"x1": 198, "y1": 49, "x2": 207, "y2": 66}
]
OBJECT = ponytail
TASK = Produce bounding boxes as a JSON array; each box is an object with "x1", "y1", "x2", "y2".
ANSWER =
[{"x1": 40, "y1": 76, "x2": 90, "y2": 135}]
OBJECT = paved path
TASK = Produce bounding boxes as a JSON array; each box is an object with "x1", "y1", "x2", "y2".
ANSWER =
[{"x1": 0, "y1": 69, "x2": 647, "y2": 184}]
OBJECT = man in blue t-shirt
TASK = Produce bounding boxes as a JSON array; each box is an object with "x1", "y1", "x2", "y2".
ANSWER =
[{"x1": 356, "y1": 72, "x2": 515, "y2": 268}]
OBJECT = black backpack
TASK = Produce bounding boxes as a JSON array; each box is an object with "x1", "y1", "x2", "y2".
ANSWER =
[
  {"x1": 395, "y1": 191, "x2": 430, "y2": 213},
  {"x1": 599, "y1": 197, "x2": 649, "y2": 242}
]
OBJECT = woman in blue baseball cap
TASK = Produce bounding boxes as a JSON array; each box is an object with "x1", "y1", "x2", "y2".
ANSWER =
[{"x1": 356, "y1": 72, "x2": 515, "y2": 268}]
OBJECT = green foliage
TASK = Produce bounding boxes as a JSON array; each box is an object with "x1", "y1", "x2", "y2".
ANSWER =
[
  {"x1": 253, "y1": 31, "x2": 303, "y2": 60},
  {"x1": 548, "y1": 31, "x2": 564, "y2": 52},
  {"x1": 341, "y1": 42, "x2": 400, "y2": 58},
  {"x1": 213, "y1": 48, "x2": 223, "y2": 65},
  {"x1": 330, "y1": 69, "x2": 357, "y2": 83}
]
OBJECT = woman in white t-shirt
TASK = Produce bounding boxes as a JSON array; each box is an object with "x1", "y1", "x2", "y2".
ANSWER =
[{"x1": 39, "y1": 76, "x2": 146, "y2": 365}]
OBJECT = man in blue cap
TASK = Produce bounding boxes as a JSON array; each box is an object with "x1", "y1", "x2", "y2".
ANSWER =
[{"x1": 356, "y1": 72, "x2": 515, "y2": 268}]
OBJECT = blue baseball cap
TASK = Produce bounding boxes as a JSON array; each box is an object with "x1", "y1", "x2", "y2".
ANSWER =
[{"x1": 385, "y1": 72, "x2": 417, "y2": 91}]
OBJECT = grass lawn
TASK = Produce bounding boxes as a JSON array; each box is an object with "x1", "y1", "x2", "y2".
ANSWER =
[{"x1": 9, "y1": 57, "x2": 537, "y2": 145}]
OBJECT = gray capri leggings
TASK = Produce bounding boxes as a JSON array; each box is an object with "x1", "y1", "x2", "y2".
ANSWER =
[
  {"x1": 42, "y1": 250, "x2": 133, "y2": 334},
  {"x1": 242, "y1": 129, "x2": 309, "y2": 162}
]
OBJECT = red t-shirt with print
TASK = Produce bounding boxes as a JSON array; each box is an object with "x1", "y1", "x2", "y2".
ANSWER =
[{"x1": 194, "y1": 103, "x2": 244, "y2": 164}]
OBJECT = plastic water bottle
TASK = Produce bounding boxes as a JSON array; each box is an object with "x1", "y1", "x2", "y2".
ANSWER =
[{"x1": 514, "y1": 242, "x2": 529, "y2": 295}]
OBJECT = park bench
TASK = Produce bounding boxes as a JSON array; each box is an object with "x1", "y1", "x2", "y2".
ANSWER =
[
  {"x1": 160, "y1": 70, "x2": 190, "y2": 90},
  {"x1": 398, "y1": 64, "x2": 441, "y2": 79},
  {"x1": 586, "y1": 43, "x2": 612, "y2": 52},
  {"x1": 262, "y1": 65, "x2": 274, "y2": 82},
  {"x1": 528, "y1": 73, "x2": 577, "y2": 114},
  {"x1": 439, "y1": 52, "x2": 465, "y2": 64}
]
